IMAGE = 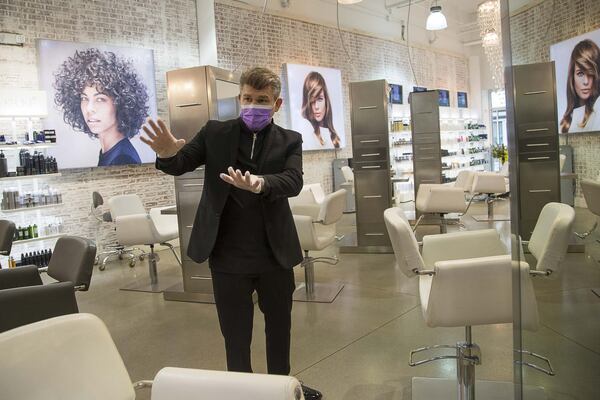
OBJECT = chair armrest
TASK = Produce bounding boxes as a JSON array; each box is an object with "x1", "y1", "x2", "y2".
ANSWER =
[
  {"x1": 425, "y1": 255, "x2": 513, "y2": 327},
  {"x1": 151, "y1": 367, "x2": 302, "y2": 400},
  {"x1": 293, "y1": 214, "x2": 318, "y2": 251},
  {"x1": 421, "y1": 229, "x2": 507, "y2": 267},
  {"x1": 290, "y1": 204, "x2": 321, "y2": 220},
  {"x1": 115, "y1": 214, "x2": 161, "y2": 246},
  {"x1": 416, "y1": 185, "x2": 466, "y2": 213},
  {"x1": 0, "y1": 265, "x2": 43, "y2": 290}
]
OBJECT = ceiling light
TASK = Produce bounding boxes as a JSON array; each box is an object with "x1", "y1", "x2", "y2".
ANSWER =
[
  {"x1": 337, "y1": 0, "x2": 363, "y2": 4},
  {"x1": 482, "y1": 29, "x2": 499, "y2": 46},
  {"x1": 426, "y1": 5, "x2": 448, "y2": 31}
]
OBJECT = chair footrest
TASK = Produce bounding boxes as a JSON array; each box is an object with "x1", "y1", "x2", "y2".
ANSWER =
[{"x1": 409, "y1": 344, "x2": 458, "y2": 366}]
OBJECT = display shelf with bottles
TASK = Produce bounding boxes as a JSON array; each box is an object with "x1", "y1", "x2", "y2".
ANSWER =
[
  {"x1": 388, "y1": 105, "x2": 414, "y2": 203},
  {"x1": 439, "y1": 117, "x2": 491, "y2": 183}
]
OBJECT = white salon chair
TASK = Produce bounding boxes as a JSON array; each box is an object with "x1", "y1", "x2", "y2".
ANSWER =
[
  {"x1": 575, "y1": 179, "x2": 600, "y2": 240},
  {"x1": 384, "y1": 202, "x2": 574, "y2": 400},
  {"x1": 108, "y1": 194, "x2": 180, "y2": 293},
  {"x1": 452, "y1": 170, "x2": 476, "y2": 194},
  {"x1": 414, "y1": 184, "x2": 467, "y2": 233},
  {"x1": 292, "y1": 189, "x2": 346, "y2": 303},
  {"x1": 469, "y1": 172, "x2": 509, "y2": 221},
  {"x1": 0, "y1": 313, "x2": 303, "y2": 400},
  {"x1": 340, "y1": 165, "x2": 355, "y2": 194}
]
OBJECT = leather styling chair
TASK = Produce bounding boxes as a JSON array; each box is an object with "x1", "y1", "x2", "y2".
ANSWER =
[
  {"x1": 0, "y1": 236, "x2": 96, "y2": 333},
  {"x1": 91, "y1": 191, "x2": 146, "y2": 271},
  {"x1": 414, "y1": 184, "x2": 467, "y2": 233},
  {"x1": 384, "y1": 204, "x2": 574, "y2": 400},
  {"x1": 469, "y1": 172, "x2": 509, "y2": 222},
  {"x1": 575, "y1": 179, "x2": 600, "y2": 240},
  {"x1": 291, "y1": 189, "x2": 346, "y2": 303},
  {"x1": 0, "y1": 313, "x2": 304, "y2": 400},
  {"x1": 0, "y1": 219, "x2": 16, "y2": 259},
  {"x1": 108, "y1": 194, "x2": 180, "y2": 293}
]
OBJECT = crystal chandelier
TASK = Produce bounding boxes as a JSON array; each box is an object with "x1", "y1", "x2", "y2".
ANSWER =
[{"x1": 478, "y1": 0, "x2": 504, "y2": 89}]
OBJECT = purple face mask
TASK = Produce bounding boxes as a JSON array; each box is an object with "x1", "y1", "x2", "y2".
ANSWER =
[{"x1": 240, "y1": 105, "x2": 273, "y2": 132}]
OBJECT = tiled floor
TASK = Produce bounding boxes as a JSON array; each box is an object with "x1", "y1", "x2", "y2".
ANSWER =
[{"x1": 68, "y1": 200, "x2": 600, "y2": 399}]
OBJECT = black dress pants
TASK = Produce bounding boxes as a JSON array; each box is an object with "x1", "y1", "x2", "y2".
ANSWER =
[{"x1": 211, "y1": 268, "x2": 295, "y2": 375}]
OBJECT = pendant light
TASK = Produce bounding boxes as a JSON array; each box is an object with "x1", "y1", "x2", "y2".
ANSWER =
[{"x1": 426, "y1": 4, "x2": 448, "y2": 31}]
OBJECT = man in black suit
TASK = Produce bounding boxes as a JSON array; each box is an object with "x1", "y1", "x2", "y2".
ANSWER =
[{"x1": 141, "y1": 67, "x2": 321, "y2": 399}]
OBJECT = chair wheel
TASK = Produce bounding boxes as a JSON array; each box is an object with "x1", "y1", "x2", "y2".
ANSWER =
[
  {"x1": 118, "y1": 254, "x2": 124, "y2": 260},
  {"x1": 99, "y1": 264, "x2": 106, "y2": 271},
  {"x1": 94, "y1": 257, "x2": 99, "y2": 265},
  {"x1": 139, "y1": 255, "x2": 145, "y2": 261},
  {"x1": 129, "y1": 260, "x2": 136, "y2": 268}
]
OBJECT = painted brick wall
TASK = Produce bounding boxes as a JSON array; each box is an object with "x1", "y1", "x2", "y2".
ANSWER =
[
  {"x1": 214, "y1": 2, "x2": 470, "y2": 193},
  {"x1": 509, "y1": 0, "x2": 600, "y2": 204},
  {"x1": 0, "y1": 0, "x2": 199, "y2": 252}
]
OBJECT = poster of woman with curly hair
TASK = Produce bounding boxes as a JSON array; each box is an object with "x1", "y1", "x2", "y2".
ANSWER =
[{"x1": 37, "y1": 40, "x2": 158, "y2": 168}]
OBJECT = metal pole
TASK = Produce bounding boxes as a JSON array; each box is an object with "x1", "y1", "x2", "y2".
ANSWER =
[
  {"x1": 440, "y1": 213, "x2": 447, "y2": 234},
  {"x1": 457, "y1": 326, "x2": 477, "y2": 400},
  {"x1": 487, "y1": 196, "x2": 494, "y2": 220},
  {"x1": 149, "y1": 244, "x2": 158, "y2": 285}
]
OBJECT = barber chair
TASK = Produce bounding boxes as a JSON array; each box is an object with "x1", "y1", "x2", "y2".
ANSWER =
[
  {"x1": 469, "y1": 172, "x2": 509, "y2": 222},
  {"x1": 0, "y1": 219, "x2": 16, "y2": 259},
  {"x1": 108, "y1": 194, "x2": 181, "y2": 293},
  {"x1": 575, "y1": 179, "x2": 600, "y2": 240},
  {"x1": 0, "y1": 236, "x2": 96, "y2": 332},
  {"x1": 292, "y1": 189, "x2": 346, "y2": 303},
  {"x1": 90, "y1": 191, "x2": 146, "y2": 271},
  {"x1": 414, "y1": 184, "x2": 466, "y2": 233},
  {"x1": 384, "y1": 202, "x2": 574, "y2": 400},
  {"x1": 0, "y1": 313, "x2": 304, "y2": 400}
]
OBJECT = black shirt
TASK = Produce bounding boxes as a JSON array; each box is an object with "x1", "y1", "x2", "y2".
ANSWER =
[{"x1": 209, "y1": 119, "x2": 281, "y2": 273}]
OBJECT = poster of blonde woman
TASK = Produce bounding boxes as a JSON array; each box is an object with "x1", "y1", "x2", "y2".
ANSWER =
[
  {"x1": 284, "y1": 64, "x2": 346, "y2": 150},
  {"x1": 551, "y1": 29, "x2": 600, "y2": 134}
]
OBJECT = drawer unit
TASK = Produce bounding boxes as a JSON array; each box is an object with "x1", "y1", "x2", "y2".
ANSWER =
[
  {"x1": 357, "y1": 222, "x2": 391, "y2": 246},
  {"x1": 353, "y1": 135, "x2": 387, "y2": 149},
  {"x1": 413, "y1": 143, "x2": 440, "y2": 155},
  {"x1": 513, "y1": 63, "x2": 557, "y2": 125},
  {"x1": 350, "y1": 80, "x2": 389, "y2": 136},
  {"x1": 353, "y1": 161, "x2": 388, "y2": 172},
  {"x1": 353, "y1": 147, "x2": 388, "y2": 163},
  {"x1": 518, "y1": 135, "x2": 557, "y2": 154}
]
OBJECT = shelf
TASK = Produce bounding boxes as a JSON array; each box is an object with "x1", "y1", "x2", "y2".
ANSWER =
[
  {"x1": 0, "y1": 143, "x2": 56, "y2": 151},
  {"x1": 12, "y1": 233, "x2": 66, "y2": 245},
  {"x1": 0, "y1": 173, "x2": 61, "y2": 182},
  {"x1": 1, "y1": 203, "x2": 63, "y2": 213}
]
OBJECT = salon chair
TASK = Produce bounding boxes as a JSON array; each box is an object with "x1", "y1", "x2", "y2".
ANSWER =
[
  {"x1": 469, "y1": 172, "x2": 509, "y2": 221},
  {"x1": 414, "y1": 184, "x2": 466, "y2": 233},
  {"x1": 384, "y1": 202, "x2": 574, "y2": 400},
  {"x1": 340, "y1": 165, "x2": 355, "y2": 193},
  {"x1": 90, "y1": 191, "x2": 146, "y2": 271},
  {"x1": 575, "y1": 179, "x2": 600, "y2": 240},
  {"x1": 109, "y1": 194, "x2": 180, "y2": 293},
  {"x1": 0, "y1": 313, "x2": 304, "y2": 400},
  {"x1": 0, "y1": 219, "x2": 16, "y2": 259},
  {"x1": 292, "y1": 189, "x2": 346, "y2": 303},
  {"x1": 0, "y1": 236, "x2": 96, "y2": 333}
]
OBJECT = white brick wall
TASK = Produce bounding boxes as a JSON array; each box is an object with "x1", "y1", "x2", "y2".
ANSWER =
[
  {"x1": 509, "y1": 0, "x2": 600, "y2": 203},
  {"x1": 0, "y1": 0, "x2": 199, "y2": 251},
  {"x1": 214, "y1": 2, "x2": 470, "y2": 193}
]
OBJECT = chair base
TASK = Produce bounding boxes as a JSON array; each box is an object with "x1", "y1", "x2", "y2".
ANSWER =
[
  {"x1": 293, "y1": 282, "x2": 344, "y2": 303},
  {"x1": 412, "y1": 377, "x2": 547, "y2": 400},
  {"x1": 472, "y1": 214, "x2": 510, "y2": 222}
]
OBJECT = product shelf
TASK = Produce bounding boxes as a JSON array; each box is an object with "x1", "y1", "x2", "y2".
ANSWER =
[
  {"x1": 0, "y1": 172, "x2": 61, "y2": 182},
  {"x1": 0, "y1": 203, "x2": 63, "y2": 213},
  {"x1": 0, "y1": 144, "x2": 56, "y2": 151},
  {"x1": 12, "y1": 233, "x2": 66, "y2": 245}
]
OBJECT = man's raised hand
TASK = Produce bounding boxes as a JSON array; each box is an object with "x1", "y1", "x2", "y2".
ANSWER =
[{"x1": 141, "y1": 118, "x2": 186, "y2": 158}]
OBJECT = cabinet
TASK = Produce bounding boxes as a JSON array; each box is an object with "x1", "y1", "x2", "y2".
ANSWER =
[
  {"x1": 510, "y1": 62, "x2": 560, "y2": 239},
  {"x1": 349, "y1": 80, "x2": 392, "y2": 248}
]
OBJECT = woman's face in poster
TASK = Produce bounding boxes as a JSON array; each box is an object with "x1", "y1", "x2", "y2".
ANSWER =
[
  {"x1": 311, "y1": 88, "x2": 326, "y2": 123},
  {"x1": 574, "y1": 65, "x2": 594, "y2": 101},
  {"x1": 80, "y1": 86, "x2": 118, "y2": 137}
]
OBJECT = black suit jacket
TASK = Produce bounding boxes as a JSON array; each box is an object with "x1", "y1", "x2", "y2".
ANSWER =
[{"x1": 156, "y1": 119, "x2": 304, "y2": 269}]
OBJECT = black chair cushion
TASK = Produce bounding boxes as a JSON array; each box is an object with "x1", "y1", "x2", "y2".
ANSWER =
[
  {"x1": 0, "y1": 282, "x2": 78, "y2": 333},
  {"x1": 47, "y1": 236, "x2": 97, "y2": 291},
  {"x1": 0, "y1": 265, "x2": 43, "y2": 290}
]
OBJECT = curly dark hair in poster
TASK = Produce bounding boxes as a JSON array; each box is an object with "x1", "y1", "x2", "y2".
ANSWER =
[{"x1": 53, "y1": 48, "x2": 149, "y2": 139}]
